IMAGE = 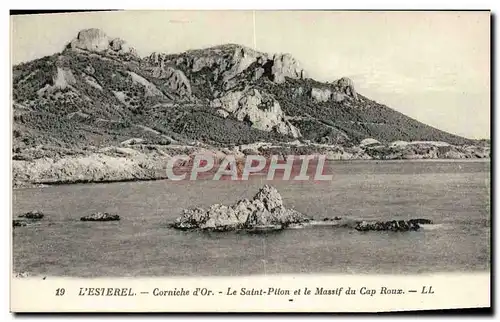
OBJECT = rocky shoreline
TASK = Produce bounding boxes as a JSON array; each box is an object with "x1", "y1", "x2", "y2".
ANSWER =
[
  {"x1": 13, "y1": 185, "x2": 434, "y2": 233},
  {"x1": 80, "y1": 212, "x2": 120, "y2": 221},
  {"x1": 13, "y1": 211, "x2": 121, "y2": 228},
  {"x1": 12, "y1": 140, "x2": 490, "y2": 189}
]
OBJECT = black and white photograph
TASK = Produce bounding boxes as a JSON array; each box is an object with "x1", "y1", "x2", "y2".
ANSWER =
[{"x1": 9, "y1": 9, "x2": 491, "y2": 312}]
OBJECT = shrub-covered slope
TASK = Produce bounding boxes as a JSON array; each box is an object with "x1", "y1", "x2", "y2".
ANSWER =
[{"x1": 12, "y1": 28, "x2": 476, "y2": 160}]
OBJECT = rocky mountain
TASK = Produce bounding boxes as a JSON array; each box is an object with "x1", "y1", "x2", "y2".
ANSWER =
[{"x1": 11, "y1": 29, "x2": 489, "y2": 187}]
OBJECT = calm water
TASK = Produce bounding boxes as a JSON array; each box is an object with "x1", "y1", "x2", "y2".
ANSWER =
[{"x1": 13, "y1": 160, "x2": 491, "y2": 277}]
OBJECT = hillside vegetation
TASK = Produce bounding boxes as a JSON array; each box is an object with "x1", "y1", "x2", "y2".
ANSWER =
[{"x1": 11, "y1": 29, "x2": 489, "y2": 187}]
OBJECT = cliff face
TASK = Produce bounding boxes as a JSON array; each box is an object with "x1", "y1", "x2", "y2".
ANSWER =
[{"x1": 11, "y1": 28, "x2": 488, "y2": 187}]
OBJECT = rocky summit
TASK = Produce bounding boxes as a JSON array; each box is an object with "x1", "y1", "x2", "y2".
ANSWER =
[
  {"x1": 171, "y1": 185, "x2": 311, "y2": 232},
  {"x1": 171, "y1": 184, "x2": 435, "y2": 233},
  {"x1": 11, "y1": 28, "x2": 489, "y2": 187}
]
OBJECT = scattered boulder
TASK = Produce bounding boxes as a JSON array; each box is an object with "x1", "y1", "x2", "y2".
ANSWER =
[
  {"x1": 360, "y1": 138, "x2": 382, "y2": 147},
  {"x1": 170, "y1": 185, "x2": 311, "y2": 232},
  {"x1": 331, "y1": 92, "x2": 347, "y2": 102},
  {"x1": 127, "y1": 71, "x2": 165, "y2": 97},
  {"x1": 210, "y1": 91, "x2": 243, "y2": 113},
  {"x1": 13, "y1": 211, "x2": 46, "y2": 228},
  {"x1": 69, "y1": 28, "x2": 138, "y2": 56},
  {"x1": 354, "y1": 219, "x2": 427, "y2": 232},
  {"x1": 120, "y1": 138, "x2": 145, "y2": 146},
  {"x1": 216, "y1": 109, "x2": 230, "y2": 118},
  {"x1": 323, "y1": 216, "x2": 342, "y2": 221},
  {"x1": 14, "y1": 271, "x2": 30, "y2": 278},
  {"x1": 80, "y1": 212, "x2": 120, "y2": 222},
  {"x1": 241, "y1": 148, "x2": 260, "y2": 155},
  {"x1": 389, "y1": 140, "x2": 409, "y2": 148},
  {"x1": 333, "y1": 77, "x2": 358, "y2": 100},
  {"x1": 310, "y1": 88, "x2": 332, "y2": 102},
  {"x1": 19, "y1": 211, "x2": 45, "y2": 220}
]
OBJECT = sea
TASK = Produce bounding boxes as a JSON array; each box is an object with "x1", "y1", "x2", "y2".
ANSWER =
[{"x1": 12, "y1": 160, "x2": 491, "y2": 277}]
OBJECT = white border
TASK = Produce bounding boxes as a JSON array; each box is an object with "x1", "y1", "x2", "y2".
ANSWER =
[
  {"x1": 2, "y1": 1, "x2": 496, "y2": 321},
  {"x1": 3, "y1": 0, "x2": 499, "y2": 10}
]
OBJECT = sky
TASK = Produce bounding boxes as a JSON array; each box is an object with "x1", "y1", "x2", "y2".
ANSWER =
[{"x1": 11, "y1": 10, "x2": 490, "y2": 139}]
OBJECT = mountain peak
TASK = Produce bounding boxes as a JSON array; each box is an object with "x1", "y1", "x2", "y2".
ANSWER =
[
  {"x1": 67, "y1": 28, "x2": 138, "y2": 57},
  {"x1": 12, "y1": 29, "x2": 476, "y2": 163}
]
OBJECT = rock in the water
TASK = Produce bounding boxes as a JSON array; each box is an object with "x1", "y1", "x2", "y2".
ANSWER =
[
  {"x1": 408, "y1": 218, "x2": 433, "y2": 225},
  {"x1": 80, "y1": 212, "x2": 120, "y2": 222},
  {"x1": 19, "y1": 211, "x2": 45, "y2": 220},
  {"x1": 216, "y1": 109, "x2": 230, "y2": 118},
  {"x1": 331, "y1": 92, "x2": 347, "y2": 102},
  {"x1": 246, "y1": 224, "x2": 284, "y2": 233},
  {"x1": 310, "y1": 88, "x2": 332, "y2": 102},
  {"x1": 108, "y1": 38, "x2": 137, "y2": 55},
  {"x1": 323, "y1": 216, "x2": 342, "y2": 221},
  {"x1": 333, "y1": 77, "x2": 358, "y2": 100},
  {"x1": 13, "y1": 219, "x2": 28, "y2": 228},
  {"x1": 354, "y1": 219, "x2": 426, "y2": 232},
  {"x1": 171, "y1": 185, "x2": 311, "y2": 231}
]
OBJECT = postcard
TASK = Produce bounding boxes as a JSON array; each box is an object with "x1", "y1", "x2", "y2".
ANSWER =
[{"x1": 10, "y1": 9, "x2": 491, "y2": 313}]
